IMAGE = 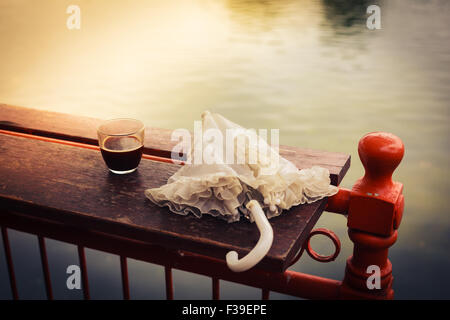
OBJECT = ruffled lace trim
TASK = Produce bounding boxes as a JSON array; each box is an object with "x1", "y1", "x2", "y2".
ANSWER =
[{"x1": 145, "y1": 166, "x2": 338, "y2": 223}]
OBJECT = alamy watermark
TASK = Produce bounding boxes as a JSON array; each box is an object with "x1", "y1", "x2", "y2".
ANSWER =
[
  {"x1": 366, "y1": 265, "x2": 381, "y2": 290},
  {"x1": 65, "y1": 4, "x2": 380, "y2": 31},
  {"x1": 66, "y1": 5, "x2": 81, "y2": 30},
  {"x1": 367, "y1": 5, "x2": 381, "y2": 30},
  {"x1": 66, "y1": 264, "x2": 81, "y2": 290},
  {"x1": 170, "y1": 121, "x2": 280, "y2": 171}
]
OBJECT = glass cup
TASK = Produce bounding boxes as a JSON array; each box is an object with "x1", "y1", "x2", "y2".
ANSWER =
[{"x1": 97, "y1": 118, "x2": 145, "y2": 174}]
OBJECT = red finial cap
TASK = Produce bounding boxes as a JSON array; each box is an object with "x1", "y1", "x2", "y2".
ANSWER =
[
  {"x1": 357, "y1": 132, "x2": 404, "y2": 189},
  {"x1": 349, "y1": 132, "x2": 405, "y2": 235}
]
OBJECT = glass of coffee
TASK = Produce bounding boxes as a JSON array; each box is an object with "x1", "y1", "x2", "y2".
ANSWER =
[{"x1": 97, "y1": 118, "x2": 145, "y2": 174}]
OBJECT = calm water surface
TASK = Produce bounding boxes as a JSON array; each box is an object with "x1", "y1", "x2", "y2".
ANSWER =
[{"x1": 0, "y1": 0, "x2": 449, "y2": 299}]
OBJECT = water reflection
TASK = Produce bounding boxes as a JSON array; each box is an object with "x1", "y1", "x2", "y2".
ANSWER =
[
  {"x1": 0, "y1": 0, "x2": 449, "y2": 299},
  {"x1": 226, "y1": 0, "x2": 291, "y2": 30},
  {"x1": 322, "y1": 0, "x2": 372, "y2": 30}
]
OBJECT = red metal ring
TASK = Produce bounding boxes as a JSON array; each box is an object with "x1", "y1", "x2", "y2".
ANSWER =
[{"x1": 305, "y1": 228, "x2": 341, "y2": 263}]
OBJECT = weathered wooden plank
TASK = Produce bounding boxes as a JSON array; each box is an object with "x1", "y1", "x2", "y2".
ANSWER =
[
  {"x1": 279, "y1": 145, "x2": 350, "y2": 186},
  {"x1": 0, "y1": 132, "x2": 328, "y2": 272},
  {"x1": 0, "y1": 104, "x2": 350, "y2": 185},
  {"x1": 0, "y1": 103, "x2": 176, "y2": 159}
]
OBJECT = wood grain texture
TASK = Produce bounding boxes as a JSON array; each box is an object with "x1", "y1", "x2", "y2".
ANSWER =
[
  {"x1": 0, "y1": 104, "x2": 350, "y2": 185},
  {"x1": 0, "y1": 103, "x2": 176, "y2": 159},
  {"x1": 0, "y1": 133, "x2": 329, "y2": 272}
]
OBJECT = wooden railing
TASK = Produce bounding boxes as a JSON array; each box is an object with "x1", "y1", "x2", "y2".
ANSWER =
[{"x1": 0, "y1": 104, "x2": 403, "y2": 300}]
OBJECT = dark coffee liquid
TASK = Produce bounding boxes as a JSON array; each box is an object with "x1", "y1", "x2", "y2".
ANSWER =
[{"x1": 100, "y1": 136, "x2": 143, "y2": 172}]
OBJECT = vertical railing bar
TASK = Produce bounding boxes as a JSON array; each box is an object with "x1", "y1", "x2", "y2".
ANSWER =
[
  {"x1": 77, "y1": 245, "x2": 90, "y2": 300},
  {"x1": 262, "y1": 288, "x2": 270, "y2": 300},
  {"x1": 120, "y1": 255, "x2": 130, "y2": 300},
  {"x1": 165, "y1": 266, "x2": 173, "y2": 300},
  {"x1": 212, "y1": 277, "x2": 220, "y2": 300},
  {"x1": 1, "y1": 227, "x2": 19, "y2": 300},
  {"x1": 38, "y1": 236, "x2": 53, "y2": 300}
]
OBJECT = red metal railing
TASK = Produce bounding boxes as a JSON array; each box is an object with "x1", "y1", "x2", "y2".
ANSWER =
[
  {"x1": 0, "y1": 214, "x2": 342, "y2": 300},
  {"x1": 1, "y1": 227, "x2": 18, "y2": 300}
]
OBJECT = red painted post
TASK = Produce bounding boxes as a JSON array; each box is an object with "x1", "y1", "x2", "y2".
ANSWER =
[
  {"x1": 165, "y1": 266, "x2": 174, "y2": 300},
  {"x1": 38, "y1": 236, "x2": 53, "y2": 300},
  {"x1": 1, "y1": 227, "x2": 19, "y2": 300},
  {"x1": 77, "y1": 245, "x2": 90, "y2": 300},
  {"x1": 328, "y1": 132, "x2": 404, "y2": 299},
  {"x1": 261, "y1": 288, "x2": 270, "y2": 300},
  {"x1": 212, "y1": 277, "x2": 220, "y2": 300},
  {"x1": 120, "y1": 256, "x2": 130, "y2": 300}
]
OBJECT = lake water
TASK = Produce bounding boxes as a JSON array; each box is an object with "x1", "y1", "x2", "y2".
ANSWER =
[{"x1": 0, "y1": 0, "x2": 449, "y2": 299}]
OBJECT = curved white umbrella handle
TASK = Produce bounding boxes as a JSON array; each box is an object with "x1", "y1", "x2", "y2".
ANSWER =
[{"x1": 226, "y1": 200, "x2": 274, "y2": 272}]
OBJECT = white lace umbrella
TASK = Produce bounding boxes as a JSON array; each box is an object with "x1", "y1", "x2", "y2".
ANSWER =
[{"x1": 145, "y1": 111, "x2": 337, "y2": 272}]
